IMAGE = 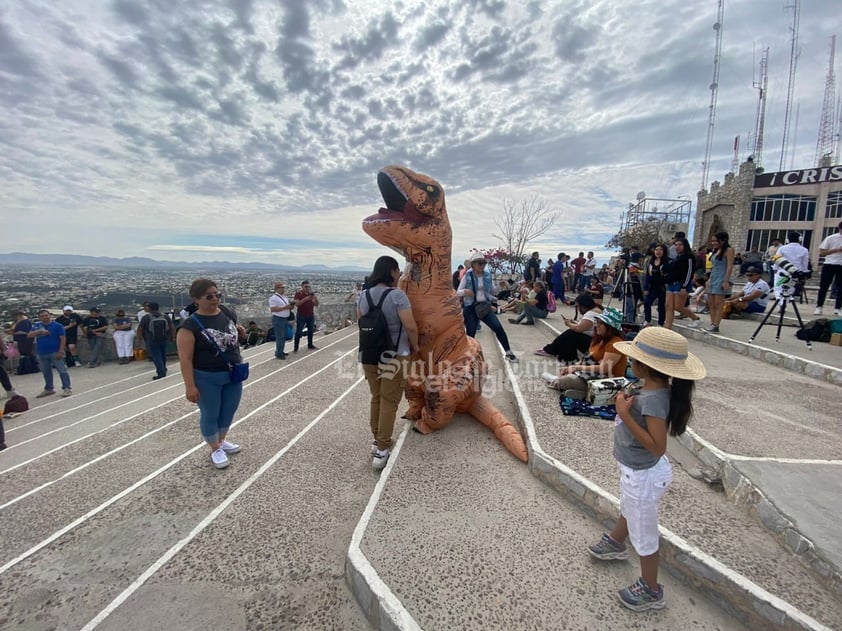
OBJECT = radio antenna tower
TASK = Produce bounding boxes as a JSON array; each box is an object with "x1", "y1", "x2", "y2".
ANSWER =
[
  {"x1": 701, "y1": 0, "x2": 724, "y2": 191},
  {"x1": 779, "y1": 0, "x2": 800, "y2": 170},
  {"x1": 752, "y1": 46, "x2": 770, "y2": 168},
  {"x1": 835, "y1": 90, "x2": 842, "y2": 164},
  {"x1": 815, "y1": 35, "x2": 837, "y2": 166},
  {"x1": 731, "y1": 135, "x2": 740, "y2": 173},
  {"x1": 790, "y1": 102, "x2": 800, "y2": 169}
]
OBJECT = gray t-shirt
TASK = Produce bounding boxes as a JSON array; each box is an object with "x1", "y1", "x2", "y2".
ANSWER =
[
  {"x1": 613, "y1": 388, "x2": 670, "y2": 470},
  {"x1": 357, "y1": 286, "x2": 412, "y2": 356}
]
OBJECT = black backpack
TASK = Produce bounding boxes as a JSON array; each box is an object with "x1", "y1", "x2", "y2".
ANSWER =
[
  {"x1": 796, "y1": 318, "x2": 831, "y2": 342},
  {"x1": 147, "y1": 314, "x2": 170, "y2": 343},
  {"x1": 358, "y1": 289, "x2": 400, "y2": 365}
]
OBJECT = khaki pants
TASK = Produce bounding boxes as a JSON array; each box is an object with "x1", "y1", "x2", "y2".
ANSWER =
[{"x1": 363, "y1": 356, "x2": 409, "y2": 451}]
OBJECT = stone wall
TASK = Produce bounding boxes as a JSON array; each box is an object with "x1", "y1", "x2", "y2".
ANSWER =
[{"x1": 695, "y1": 160, "x2": 757, "y2": 251}]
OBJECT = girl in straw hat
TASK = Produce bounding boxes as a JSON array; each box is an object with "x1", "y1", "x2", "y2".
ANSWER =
[{"x1": 587, "y1": 326, "x2": 705, "y2": 612}]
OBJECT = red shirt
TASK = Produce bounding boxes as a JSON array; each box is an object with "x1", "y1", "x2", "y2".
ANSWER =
[
  {"x1": 294, "y1": 290, "x2": 316, "y2": 318},
  {"x1": 571, "y1": 257, "x2": 586, "y2": 273}
]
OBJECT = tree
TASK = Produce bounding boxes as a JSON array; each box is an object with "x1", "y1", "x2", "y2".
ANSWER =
[
  {"x1": 469, "y1": 247, "x2": 523, "y2": 276},
  {"x1": 605, "y1": 217, "x2": 666, "y2": 251},
  {"x1": 493, "y1": 194, "x2": 558, "y2": 274}
]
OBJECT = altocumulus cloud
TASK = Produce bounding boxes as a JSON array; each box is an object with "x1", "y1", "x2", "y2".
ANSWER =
[{"x1": 0, "y1": 0, "x2": 837, "y2": 266}]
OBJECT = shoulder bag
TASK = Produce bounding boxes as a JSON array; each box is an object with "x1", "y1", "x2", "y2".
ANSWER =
[{"x1": 470, "y1": 273, "x2": 492, "y2": 319}]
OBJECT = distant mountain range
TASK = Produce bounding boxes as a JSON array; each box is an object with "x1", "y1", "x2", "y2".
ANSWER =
[{"x1": 0, "y1": 252, "x2": 369, "y2": 272}]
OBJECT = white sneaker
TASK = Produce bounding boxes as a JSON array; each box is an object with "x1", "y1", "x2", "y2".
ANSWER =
[
  {"x1": 211, "y1": 448, "x2": 229, "y2": 469},
  {"x1": 834, "y1": 309, "x2": 841, "y2": 316},
  {"x1": 372, "y1": 449, "x2": 390, "y2": 471},
  {"x1": 370, "y1": 441, "x2": 378, "y2": 455},
  {"x1": 220, "y1": 439, "x2": 240, "y2": 454},
  {"x1": 685, "y1": 320, "x2": 702, "y2": 329},
  {"x1": 541, "y1": 372, "x2": 560, "y2": 389},
  {"x1": 814, "y1": 306, "x2": 823, "y2": 315}
]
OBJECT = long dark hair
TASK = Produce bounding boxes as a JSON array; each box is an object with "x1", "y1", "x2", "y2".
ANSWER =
[
  {"x1": 714, "y1": 231, "x2": 731, "y2": 261},
  {"x1": 674, "y1": 237, "x2": 693, "y2": 258},
  {"x1": 368, "y1": 256, "x2": 399, "y2": 287},
  {"x1": 644, "y1": 366, "x2": 694, "y2": 436}
]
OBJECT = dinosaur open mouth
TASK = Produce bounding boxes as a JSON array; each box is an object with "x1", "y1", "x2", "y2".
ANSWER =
[{"x1": 363, "y1": 170, "x2": 430, "y2": 226}]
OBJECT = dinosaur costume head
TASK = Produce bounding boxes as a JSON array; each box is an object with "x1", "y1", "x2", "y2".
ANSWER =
[
  {"x1": 359, "y1": 165, "x2": 528, "y2": 463},
  {"x1": 363, "y1": 166, "x2": 451, "y2": 265}
]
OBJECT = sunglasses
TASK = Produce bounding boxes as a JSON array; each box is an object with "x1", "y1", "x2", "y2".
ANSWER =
[
  {"x1": 474, "y1": 261, "x2": 487, "y2": 266},
  {"x1": 203, "y1": 292, "x2": 223, "y2": 300}
]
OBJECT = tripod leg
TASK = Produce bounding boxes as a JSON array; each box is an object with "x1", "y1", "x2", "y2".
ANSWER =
[
  {"x1": 774, "y1": 300, "x2": 786, "y2": 342},
  {"x1": 748, "y1": 300, "x2": 781, "y2": 343},
  {"x1": 788, "y1": 301, "x2": 813, "y2": 351}
]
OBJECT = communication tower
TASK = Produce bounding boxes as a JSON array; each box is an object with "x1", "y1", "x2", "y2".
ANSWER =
[
  {"x1": 731, "y1": 135, "x2": 740, "y2": 173},
  {"x1": 752, "y1": 47, "x2": 770, "y2": 168},
  {"x1": 815, "y1": 35, "x2": 837, "y2": 166},
  {"x1": 779, "y1": 0, "x2": 800, "y2": 170},
  {"x1": 701, "y1": 0, "x2": 725, "y2": 191}
]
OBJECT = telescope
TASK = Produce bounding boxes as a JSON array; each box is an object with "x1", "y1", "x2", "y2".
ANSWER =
[{"x1": 771, "y1": 254, "x2": 808, "y2": 280}]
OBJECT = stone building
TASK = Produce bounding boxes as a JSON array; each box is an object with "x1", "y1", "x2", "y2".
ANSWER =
[{"x1": 694, "y1": 158, "x2": 842, "y2": 265}]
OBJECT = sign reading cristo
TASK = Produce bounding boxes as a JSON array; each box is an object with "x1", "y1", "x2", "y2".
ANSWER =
[{"x1": 754, "y1": 165, "x2": 842, "y2": 188}]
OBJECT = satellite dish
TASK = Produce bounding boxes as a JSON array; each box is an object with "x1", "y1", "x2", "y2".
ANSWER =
[{"x1": 636, "y1": 191, "x2": 646, "y2": 201}]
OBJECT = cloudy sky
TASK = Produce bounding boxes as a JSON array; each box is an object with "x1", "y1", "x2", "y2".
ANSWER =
[{"x1": 1, "y1": 0, "x2": 838, "y2": 268}]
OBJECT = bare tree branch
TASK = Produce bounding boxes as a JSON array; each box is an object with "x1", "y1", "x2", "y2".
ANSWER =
[{"x1": 493, "y1": 194, "x2": 558, "y2": 273}]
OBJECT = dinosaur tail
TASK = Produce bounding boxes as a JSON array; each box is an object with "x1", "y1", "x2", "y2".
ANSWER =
[{"x1": 467, "y1": 395, "x2": 528, "y2": 463}]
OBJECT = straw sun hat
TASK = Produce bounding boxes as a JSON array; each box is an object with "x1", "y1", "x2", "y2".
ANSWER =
[{"x1": 615, "y1": 327, "x2": 706, "y2": 380}]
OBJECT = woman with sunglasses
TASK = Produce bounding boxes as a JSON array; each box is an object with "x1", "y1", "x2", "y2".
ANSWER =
[{"x1": 177, "y1": 278, "x2": 246, "y2": 469}]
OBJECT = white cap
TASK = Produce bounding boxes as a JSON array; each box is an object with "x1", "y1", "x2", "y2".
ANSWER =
[
  {"x1": 469, "y1": 252, "x2": 486, "y2": 263},
  {"x1": 63, "y1": 305, "x2": 73, "y2": 311}
]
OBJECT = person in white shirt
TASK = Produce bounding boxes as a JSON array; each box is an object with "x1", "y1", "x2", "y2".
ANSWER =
[
  {"x1": 814, "y1": 221, "x2": 842, "y2": 316},
  {"x1": 773, "y1": 232, "x2": 809, "y2": 299},
  {"x1": 269, "y1": 281, "x2": 293, "y2": 359},
  {"x1": 725, "y1": 267, "x2": 770, "y2": 315}
]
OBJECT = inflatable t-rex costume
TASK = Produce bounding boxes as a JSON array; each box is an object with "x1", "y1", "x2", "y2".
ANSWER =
[{"x1": 362, "y1": 165, "x2": 528, "y2": 462}]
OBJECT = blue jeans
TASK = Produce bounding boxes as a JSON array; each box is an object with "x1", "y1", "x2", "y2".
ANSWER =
[
  {"x1": 38, "y1": 353, "x2": 70, "y2": 391},
  {"x1": 193, "y1": 369, "x2": 243, "y2": 443},
  {"x1": 462, "y1": 305, "x2": 512, "y2": 352},
  {"x1": 148, "y1": 340, "x2": 168, "y2": 377},
  {"x1": 273, "y1": 315, "x2": 288, "y2": 357},
  {"x1": 515, "y1": 304, "x2": 548, "y2": 324},
  {"x1": 294, "y1": 315, "x2": 315, "y2": 350},
  {"x1": 87, "y1": 336, "x2": 104, "y2": 364}
]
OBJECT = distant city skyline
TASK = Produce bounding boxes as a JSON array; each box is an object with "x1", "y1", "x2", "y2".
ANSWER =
[{"x1": 2, "y1": 1, "x2": 838, "y2": 267}]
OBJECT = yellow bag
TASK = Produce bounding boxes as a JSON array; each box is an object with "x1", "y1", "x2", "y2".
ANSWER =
[{"x1": 133, "y1": 349, "x2": 146, "y2": 361}]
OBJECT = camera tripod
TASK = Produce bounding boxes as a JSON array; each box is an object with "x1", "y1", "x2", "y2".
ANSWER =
[
  {"x1": 748, "y1": 284, "x2": 812, "y2": 350},
  {"x1": 608, "y1": 262, "x2": 641, "y2": 324}
]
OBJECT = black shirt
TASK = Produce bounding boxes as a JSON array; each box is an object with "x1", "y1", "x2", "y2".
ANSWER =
[
  {"x1": 180, "y1": 309, "x2": 243, "y2": 372},
  {"x1": 56, "y1": 313, "x2": 83, "y2": 341},
  {"x1": 83, "y1": 316, "x2": 108, "y2": 338}
]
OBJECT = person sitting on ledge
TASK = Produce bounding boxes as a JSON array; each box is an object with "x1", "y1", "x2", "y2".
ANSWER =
[
  {"x1": 542, "y1": 307, "x2": 627, "y2": 399},
  {"x1": 723, "y1": 267, "x2": 770, "y2": 318},
  {"x1": 535, "y1": 294, "x2": 602, "y2": 360},
  {"x1": 509, "y1": 280, "x2": 549, "y2": 325}
]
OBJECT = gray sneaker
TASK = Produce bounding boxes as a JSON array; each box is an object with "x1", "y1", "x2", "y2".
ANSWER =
[
  {"x1": 61, "y1": 389, "x2": 72, "y2": 397},
  {"x1": 618, "y1": 577, "x2": 665, "y2": 611},
  {"x1": 703, "y1": 325, "x2": 719, "y2": 334},
  {"x1": 36, "y1": 389, "x2": 56, "y2": 399},
  {"x1": 588, "y1": 533, "x2": 629, "y2": 560}
]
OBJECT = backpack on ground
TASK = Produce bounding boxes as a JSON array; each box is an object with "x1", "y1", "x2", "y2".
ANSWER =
[
  {"x1": 4, "y1": 394, "x2": 29, "y2": 415},
  {"x1": 16, "y1": 355, "x2": 39, "y2": 375},
  {"x1": 796, "y1": 318, "x2": 831, "y2": 342},
  {"x1": 358, "y1": 289, "x2": 399, "y2": 365},
  {"x1": 147, "y1": 314, "x2": 170, "y2": 343},
  {"x1": 546, "y1": 291, "x2": 557, "y2": 313}
]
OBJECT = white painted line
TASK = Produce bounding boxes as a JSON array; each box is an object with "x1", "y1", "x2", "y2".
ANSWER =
[
  {"x1": 79, "y1": 375, "x2": 366, "y2": 631},
  {"x1": 0, "y1": 331, "x2": 358, "y2": 474},
  {"x1": 347, "y1": 422, "x2": 422, "y2": 631},
  {"x1": 683, "y1": 428, "x2": 842, "y2": 465},
  {"x1": 0, "y1": 347, "x2": 360, "y2": 576}
]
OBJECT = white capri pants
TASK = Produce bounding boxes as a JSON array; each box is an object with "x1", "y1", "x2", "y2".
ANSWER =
[
  {"x1": 618, "y1": 456, "x2": 672, "y2": 556},
  {"x1": 113, "y1": 330, "x2": 136, "y2": 358}
]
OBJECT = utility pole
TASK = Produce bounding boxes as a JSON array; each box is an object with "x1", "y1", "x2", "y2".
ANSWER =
[
  {"x1": 815, "y1": 35, "x2": 837, "y2": 166},
  {"x1": 779, "y1": 0, "x2": 800, "y2": 170},
  {"x1": 752, "y1": 46, "x2": 769, "y2": 168},
  {"x1": 701, "y1": 0, "x2": 724, "y2": 191}
]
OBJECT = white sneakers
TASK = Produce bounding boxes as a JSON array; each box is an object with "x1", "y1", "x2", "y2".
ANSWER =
[
  {"x1": 814, "y1": 306, "x2": 823, "y2": 315},
  {"x1": 685, "y1": 320, "x2": 702, "y2": 329},
  {"x1": 220, "y1": 439, "x2": 241, "y2": 454},
  {"x1": 210, "y1": 448, "x2": 229, "y2": 469},
  {"x1": 211, "y1": 440, "x2": 241, "y2": 468},
  {"x1": 541, "y1": 372, "x2": 560, "y2": 388},
  {"x1": 372, "y1": 449, "x2": 390, "y2": 471}
]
